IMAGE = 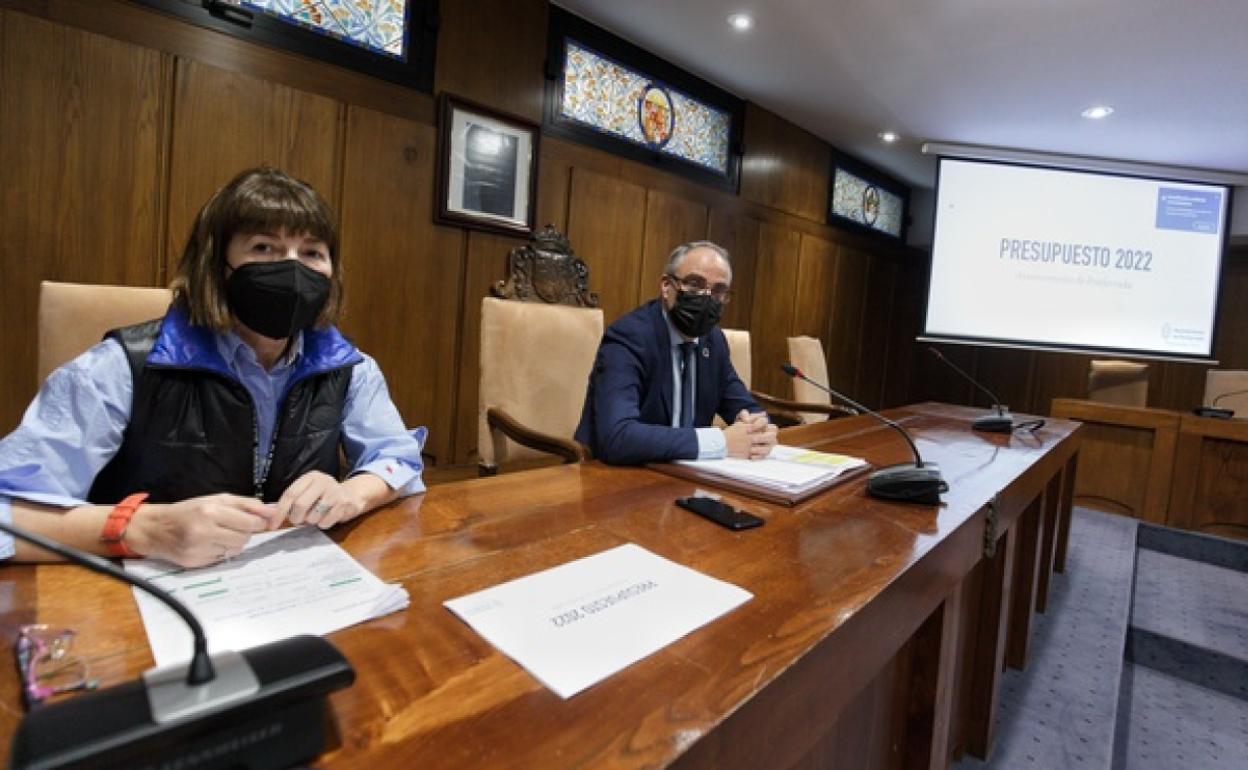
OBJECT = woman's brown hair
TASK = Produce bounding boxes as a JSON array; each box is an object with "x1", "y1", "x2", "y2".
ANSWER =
[{"x1": 171, "y1": 167, "x2": 344, "y2": 330}]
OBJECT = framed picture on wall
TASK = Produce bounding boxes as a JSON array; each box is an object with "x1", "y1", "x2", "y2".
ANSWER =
[{"x1": 436, "y1": 94, "x2": 540, "y2": 236}]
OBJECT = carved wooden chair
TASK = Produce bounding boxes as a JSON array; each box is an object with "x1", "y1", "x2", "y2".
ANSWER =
[
  {"x1": 38, "y1": 280, "x2": 173, "y2": 384},
  {"x1": 478, "y1": 226, "x2": 603, "y2": 476}
]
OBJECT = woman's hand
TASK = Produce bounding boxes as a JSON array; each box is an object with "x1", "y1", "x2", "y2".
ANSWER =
[
  {"x1": 126, "y1": 494, "x2": 281, "y2": 568},
  {"x1": 277, "y1": 471, "x2": 367, "y2": 530}
]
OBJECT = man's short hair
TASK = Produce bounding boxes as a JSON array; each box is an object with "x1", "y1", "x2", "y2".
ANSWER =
[
  {"x1": 170, "y1": 166, "x2": 344, "y2": 331},
  {"x1": 664, "y1": 241, "x2": 732, "y2": 279}
]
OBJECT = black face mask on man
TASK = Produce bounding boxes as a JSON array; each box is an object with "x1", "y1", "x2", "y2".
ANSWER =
[
  {"x1": 225, "y1": 260, "x2": 331, "y2": 340},
  {"x1": 668, "y1": 288, "x2": 723, "y2": 339}
]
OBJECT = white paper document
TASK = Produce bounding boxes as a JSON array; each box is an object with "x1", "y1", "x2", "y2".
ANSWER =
[
  {"x1": 676, "y1": 444, "x2": 868, "y2": 494},
  {"x1": 443, "y1": 543, "x2": 752, "y2": 698},
  {"x1": 125, "y1": 526, "x2": 409, "y2": 667}
]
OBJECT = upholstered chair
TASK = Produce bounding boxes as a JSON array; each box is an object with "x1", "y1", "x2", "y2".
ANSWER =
[
  {"x1": 1203, "y1": 370, "x2": 1248, "y2": 417},
  {"x1": 478, "y1": 227, "x2": 601, "y2": 475},
  {"x1": 1087, "y1": 359, "x2": 1149, "y2": 407},
  {"x1": 37, "y1": 280, "x2": 172, "y2": 384}
]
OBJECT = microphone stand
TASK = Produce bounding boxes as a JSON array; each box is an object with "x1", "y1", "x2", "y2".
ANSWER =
[
  {"x1": 927, "y1": 347, "x2": 1014, "y2": 433},
  {"x1": 780, "y1": 364, "x2": 947, "y2": 504}
]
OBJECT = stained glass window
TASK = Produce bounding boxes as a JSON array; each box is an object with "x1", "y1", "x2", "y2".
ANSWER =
[
  {"x1": 136, "y1": 0, "x2": 435, "y2": 92},
  {"x1": 830, "y1": 167, "x2": 905, "y2": 238},
  {"x1": 241, "y1": 0, "x2": 408, "y2": 59},
  {"x1": 559, "y1": 41, "x2": 733, "y2": 177}
]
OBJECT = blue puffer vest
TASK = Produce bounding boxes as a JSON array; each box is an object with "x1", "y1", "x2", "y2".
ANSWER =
[{"x1": 87, "y1": 304, "x2": 361, "y2": 504}]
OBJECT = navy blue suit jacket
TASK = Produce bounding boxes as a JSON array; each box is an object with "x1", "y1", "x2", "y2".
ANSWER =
[{"x1": 574, "y1": 299, "x2": 760, "y2": 465}]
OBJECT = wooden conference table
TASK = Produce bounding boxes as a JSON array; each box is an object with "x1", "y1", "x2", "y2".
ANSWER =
[{"x1": 0, "y1": 403, "x2": 1080, "y2": 769}]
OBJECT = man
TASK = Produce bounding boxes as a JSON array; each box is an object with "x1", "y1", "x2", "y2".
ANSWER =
[{"x1": 575, "y1": 241, "x2": 778, "y2": 465}]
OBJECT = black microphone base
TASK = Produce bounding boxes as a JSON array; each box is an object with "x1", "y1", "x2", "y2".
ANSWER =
[
  {"x1": 1193, "y1": 406, "x2": 1234, "y2": 419},
  {"x1": 868, "y1": 462, "x2": 948, "y2": 505},
  {"x1": 973, "y1": 412, "x2": 1015, "y2": 433},
  {"x1": 10, "y1": 635, "x2": 354, "y2": 770}
]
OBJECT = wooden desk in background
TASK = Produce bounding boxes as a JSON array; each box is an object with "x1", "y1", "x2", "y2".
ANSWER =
[
  {"x1": 1051, "y1": 398, "x2": 1248, "y2": 539},
  {"x1": 0, "y1": 403, "x2": 1080, "y2": 769}
]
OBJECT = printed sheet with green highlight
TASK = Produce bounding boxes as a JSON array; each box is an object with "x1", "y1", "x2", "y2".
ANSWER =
[{"x1": 124, "y1": 526, "x2": 408, "y2": 668}]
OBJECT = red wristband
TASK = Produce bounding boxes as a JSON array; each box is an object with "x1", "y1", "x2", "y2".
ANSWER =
[{"x1": 100, "y1": 492, "x2": 149, "y2": 558}]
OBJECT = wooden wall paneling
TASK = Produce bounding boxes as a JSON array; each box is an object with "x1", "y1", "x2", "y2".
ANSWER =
[
  {"x1": 826, "y1": 247, "x2": 869, "y2": 400},
  {"x1": 164, "y1": 59, "x2": 343, "y2": 277},
  {"x1": 749, "y1": 223, "x2": 802, "y2": 397},
  {"x1": 1213, "y1": 251, "x2": 1248, "y2": 369},
  {"x1": 1031, "y1": 350, "x2": 1092, "y2": 416},
  {"x1": 638, "y1": 189, "x2": 709, "y2": 300},
  {"x1": 0, "y1": 10, "x2": 166, "y2": 430},
  {"x1": 535, "y1": 145, "x2": 573, "y2": 234},
  {"x1": 452, "y1": 231, "x2": 526, "y2": 465},
  {"x1": 337, "y1": 105, "x2": 465, "y2": 465},
  {"x1": 912, "y1": 343, "x2": 974, "y2": 409},
  {"x1": 739, "y1": 104, "x2": 831, "y2": 223},
  {"x1": 882, "y1": 259, "x2": 927, "y2": 409},
  {"x1": 973, "y1": 348, "x2": 1036, "y2": 415},
  {"x1": 792, "y1": 235, "x2": 838, "y2": 342},
  {"x1": 434, "y1": 0, "x2": 548, "y2": 123},
  {"x1": 565, "y1": 168, "x2": 646, "y2": 323},
  {"x1": 858, "y1": 255, "x2": 898, "y2": 409},
  {"x1": 0, "y1": 0, "x2": 435, "y2": 126},
  {"x1": 707, "y1": 209, "x2": 760, "y2": 332}
]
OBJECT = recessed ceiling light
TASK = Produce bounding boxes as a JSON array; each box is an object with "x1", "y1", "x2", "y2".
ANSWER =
[
  {"x1": 1081, "y1": 105, "x2": 1114, "y2": 120},
  {"x1": 727, "y1": 13, "x2": 753, "y2": 31},
  {"x1": 878, "y1": 131, "x2": 899, "y2": 144}
]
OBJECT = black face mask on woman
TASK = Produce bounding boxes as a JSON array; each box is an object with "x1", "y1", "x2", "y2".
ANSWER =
[
  {"x1": 668, "y1": 288, "x2": 723, "y2": 339},
  {"x1": 225, "y1": 260, "x2": 331, "y2": 340}
]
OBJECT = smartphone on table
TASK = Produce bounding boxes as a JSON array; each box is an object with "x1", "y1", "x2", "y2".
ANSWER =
[{"x1": 675, "y1": 494, "x2": 764, "y2": 530}]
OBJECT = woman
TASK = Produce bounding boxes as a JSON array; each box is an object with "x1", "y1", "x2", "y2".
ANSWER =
[{"x1": 0, "y1": 167, "x2": 425, "y2": 567}]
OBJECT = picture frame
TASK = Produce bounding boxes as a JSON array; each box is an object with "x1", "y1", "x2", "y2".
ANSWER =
[{"x1": 435, "y1": 94, "x2": 540, "y2": 236}]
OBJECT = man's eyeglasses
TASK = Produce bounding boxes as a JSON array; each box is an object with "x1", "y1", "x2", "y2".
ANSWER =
[
  {"x1": 666, "y1": 273, "x2": 732, "y2": 304},
  {"x1": 14, "y1": 624, "x2": 98, "y2": 710}
]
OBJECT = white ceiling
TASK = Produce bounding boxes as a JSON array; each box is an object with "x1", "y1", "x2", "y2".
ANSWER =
[{"x1": 553, "y1": 0, "x2": 1248, "y2": 191}]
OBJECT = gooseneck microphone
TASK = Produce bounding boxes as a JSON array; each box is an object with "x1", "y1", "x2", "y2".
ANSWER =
[
  {"x1": 926, "y1": 347, "x2": 1014, "y2": 433},
  {"x1": 781, "y1": 364, "x2": 947, "y2": 504},
  {"x1": 0, "y1": 520, "x2": 354, "y2": 770}
]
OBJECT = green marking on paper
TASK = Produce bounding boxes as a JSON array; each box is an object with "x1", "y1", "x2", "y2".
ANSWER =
[
  {"x1": 198, "y1": 588, "x2": 228, "y2": 599},
  {"x1": 329, "y1": 577, "x2": 362, "y2": 588},
  {"x1": 186, "y1": 577, "x2": 222, "y2": 590}
]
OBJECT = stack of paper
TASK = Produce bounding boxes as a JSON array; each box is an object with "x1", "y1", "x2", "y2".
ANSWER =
[
  {"x1": 676, "y1": 444, "x2": 867, "y2": 495},
  {"x1": 125, "y1": 526, "x2": 408, "y2": 667}
]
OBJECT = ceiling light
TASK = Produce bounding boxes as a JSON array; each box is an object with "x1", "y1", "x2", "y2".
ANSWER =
[
  {"x1": 1081, "y1": 105, "x2": 1114, "y2": 120},
  {"x1": 878, "y1": 131, "x2": 899, "y2": 144},
  {"x1": 727, "y1": 13, "x2": 753, "y2": 31}
]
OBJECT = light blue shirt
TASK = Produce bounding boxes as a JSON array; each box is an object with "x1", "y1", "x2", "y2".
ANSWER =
[
  {"x1": 0, "y1": 330, "x2": 426, "y2": 558},
  {"x1": 664, "y1": 312, "x2": 726, "y2": 460}
]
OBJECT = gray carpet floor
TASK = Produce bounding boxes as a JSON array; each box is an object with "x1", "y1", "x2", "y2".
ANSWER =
[{"x1": 954, "y1": 507, "x2": 1138, "y2": 770}]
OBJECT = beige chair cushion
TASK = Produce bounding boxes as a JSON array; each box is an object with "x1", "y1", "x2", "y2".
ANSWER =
[
  {"x1": 721, "y1": 328, "x2": 752, "y2": 391},
  {"x1": 787, "y1": 335, "x2": 831, "y2": 423},
  {"x1": 1087, "y1": 359, "x2": 1149, "y2": 407},
  {"x1": 479, "y1": 297, "x2": 603, "y2": 465},
  {"x1": 1204, "y1": 370, "x2": 1248, "y2": 417},
  {"x1": 38, "y1": 281, "x2": 173, "y2": 384}
]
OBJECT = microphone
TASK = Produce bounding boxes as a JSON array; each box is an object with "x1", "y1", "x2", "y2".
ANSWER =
[
  {"x1": 780, "y1": 364, "x2": 947, "y2": 504},
  {"x1": 926, "y1": 347, "x2": 1014, "y2": 433},
  {"x1": 0, "y1": 520, "x2": 354, "y2": 770},
  {"x1": 1193, "y1": 388, "x2": 1248, "y2": 419}
]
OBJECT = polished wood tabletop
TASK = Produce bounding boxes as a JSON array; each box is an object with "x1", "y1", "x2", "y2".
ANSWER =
[{"x1": 0, "y1": 403, "x2": 1080, "y2": 768}]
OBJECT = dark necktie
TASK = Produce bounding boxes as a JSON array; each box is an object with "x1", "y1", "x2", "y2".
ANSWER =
[{"x1": 679, "y1": 341, "x2": 695, "y2": 428}]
